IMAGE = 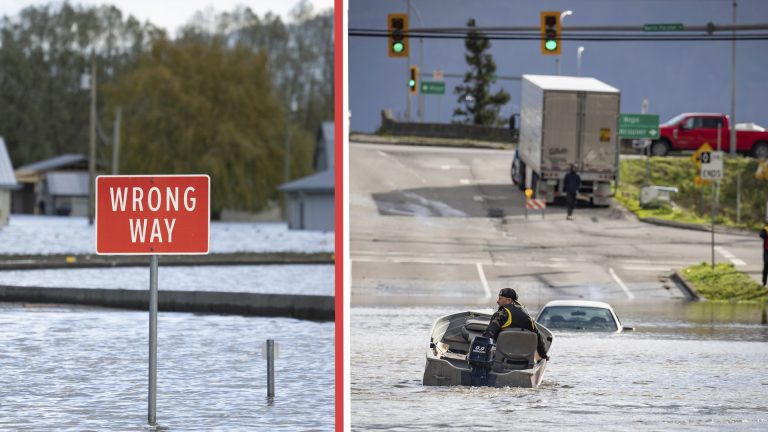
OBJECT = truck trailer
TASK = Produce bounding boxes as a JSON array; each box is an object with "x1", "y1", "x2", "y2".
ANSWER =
[{"x1": 511, "y1": 75, "x2": 620, "y2": 206}]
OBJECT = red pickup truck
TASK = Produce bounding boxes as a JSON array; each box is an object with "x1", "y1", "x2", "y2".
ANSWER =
[{"x1": 650, "y1": 113, "x2": 768, "y2": 158}]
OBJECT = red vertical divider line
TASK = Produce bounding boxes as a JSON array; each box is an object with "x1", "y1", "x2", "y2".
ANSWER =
[{"x1": 333, "y1": 0, "x2": 344, "y2": 431}]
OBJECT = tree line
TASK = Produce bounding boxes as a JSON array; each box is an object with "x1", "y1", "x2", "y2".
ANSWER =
[{"x1": 0, "y1": 1, "x2": 333, "y2": 215}]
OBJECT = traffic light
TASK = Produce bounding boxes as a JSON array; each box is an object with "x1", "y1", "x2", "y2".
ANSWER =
[
  {"x1": 388, "y1": 14, "x2": 409, "y2": 58},
  {"x1": 409, "y1": 66, "x2": 419, "y2": 94},
  {"x1": 540, "y1": 11, "x2": 561, "y2": 55}
]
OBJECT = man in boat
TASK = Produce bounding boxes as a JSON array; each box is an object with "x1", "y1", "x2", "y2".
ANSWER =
[{"x1": 482, "y1": 288, "x2": 549, "y2": 360}]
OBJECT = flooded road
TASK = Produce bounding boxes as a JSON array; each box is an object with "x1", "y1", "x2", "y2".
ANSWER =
[
  {"x1": 0, "y1": 303, "x2": 334, "y2": 431},
  {"x1": 351, "y1": 301, "x2": 768, "y2": 431}
]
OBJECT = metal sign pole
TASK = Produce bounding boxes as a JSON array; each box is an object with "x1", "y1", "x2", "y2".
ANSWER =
[
  {"x1": 149, "y1": 255, "x2": 158, "y2": 426},
  {"x1": 711, "y1": 184, "x2": 715, "y2": 269}
]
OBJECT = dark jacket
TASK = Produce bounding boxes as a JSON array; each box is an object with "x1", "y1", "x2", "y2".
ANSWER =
[
  {"x1": 760, "y1": 228, "x2": 768, "y2": 251},
  {"x1": 482, "y1": 302, "x2": 548, "y2": 358},
  {"x1": 564, "y1": 171, "x2": 581, "y2": 194}
]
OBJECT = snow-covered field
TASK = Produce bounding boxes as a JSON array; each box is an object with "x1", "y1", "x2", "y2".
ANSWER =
[
  {"x1": 0, "y1": 215, "x2": 334, "y2": 255},
  {"x1": 0, "y1": 216, "x2": 335, "y2": 295}
]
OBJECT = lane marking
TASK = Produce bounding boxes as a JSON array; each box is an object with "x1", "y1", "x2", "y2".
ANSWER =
[
  {"x1": 473, "y1": 195, "x2": 484, "y2": 202},
  {"x1": 476, "y1": 263, "x2": 492, "y2": 299},
  {"x1": 441, "y1": 165, "x2": 451, "y2": 170},
  {"x1": 608, "y1": 267, "x2": 636, "y2": 300},
  {"x1": 715, "y1": 246, "x2": 747, "y2": 266},
  {"x1": 459, "y1": 179, "x2": 471, "y2": 185},
  {"x1": 622, "y1": 265, "x2": 672, "y2": 272}
]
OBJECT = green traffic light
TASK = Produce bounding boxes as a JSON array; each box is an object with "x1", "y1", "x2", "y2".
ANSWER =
[
  {"x1": 545, "y1": 40, "x2": 558, "y2": 51},
  {"x1": 409, "y1": 79, "x2": 415, "y2": 87},
  {"x1": 393, "y1": 42, "x2": 404, "y2": 53}
]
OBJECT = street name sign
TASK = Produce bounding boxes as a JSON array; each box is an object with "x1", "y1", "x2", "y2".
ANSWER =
[
  {"x1": 700, "y1": 151, "x2": 724, "y2": 180},
  {"x1": 420, "y1": 81, "x2": 446, "y2": 95},
  {"x1": 96, "y1": 175, "x2": 210, "y2": 254},
  {"x1": 618, "y1": 114, "x2": 660, "y2": 139},
  {"x1": 643, "y1": 23, "x2": 684, "y2": 32}
]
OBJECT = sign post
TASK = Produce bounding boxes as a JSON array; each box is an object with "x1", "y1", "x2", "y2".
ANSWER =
[
  {"x1": 699, "y1": 151, "x2": 723, "y2": 269},
  {"x1": 96, "y1": 174, "x2": 210, "y2": 427}
]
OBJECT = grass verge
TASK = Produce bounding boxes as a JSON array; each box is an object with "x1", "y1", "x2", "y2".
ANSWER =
[
  {"x1": 681, "y1": 262, "x2": 768, "y2": 303},
  {"x1": 617, "y1": 157, "x2": 768, "y2": 230}
]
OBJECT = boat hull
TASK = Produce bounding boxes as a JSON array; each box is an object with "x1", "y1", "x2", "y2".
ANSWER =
[{"x1": 422, "y1": 310, "x2": 553, "y2": 388}]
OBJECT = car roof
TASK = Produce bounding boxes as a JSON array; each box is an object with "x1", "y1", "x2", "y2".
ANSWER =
[{"x1": 540, "y1": 300, "x2": 614, "y2": 310}]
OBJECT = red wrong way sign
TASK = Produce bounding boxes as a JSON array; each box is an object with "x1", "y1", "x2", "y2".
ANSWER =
[{"x1": 96, "y1": 175, "x2": 210, "y2": 254}]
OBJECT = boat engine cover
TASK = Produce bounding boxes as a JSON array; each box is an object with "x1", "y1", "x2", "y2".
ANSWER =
[{"x1": 467, "y1": 336, "x2": 495, "y2": 367}]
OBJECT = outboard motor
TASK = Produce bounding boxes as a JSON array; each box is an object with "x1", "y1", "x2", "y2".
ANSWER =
[{"x1": 467, "y1": 336, "x2": 495, "y2": 385}]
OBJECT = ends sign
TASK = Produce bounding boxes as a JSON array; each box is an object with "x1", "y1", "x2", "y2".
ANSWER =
[{"x1": 96, "y1": 175, "x2": 210, "y2": 255}]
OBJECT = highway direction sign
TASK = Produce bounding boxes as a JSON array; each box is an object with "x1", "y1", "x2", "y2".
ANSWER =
[
  {"x1": 700, "y1": 151, "x2": 724, "y2": 180},
  {"x1": 96, "y1": 175, "x2": 210, "y2": 254},
  {"x1": 643, "y1": 23, "x2": 684, "y2": 32},
  {"x1": 619, "y1": 114, "x2": 659, "y2": 139},
  {"x1": 420, "y1": 81, "x2": 445, "y2": 95}
]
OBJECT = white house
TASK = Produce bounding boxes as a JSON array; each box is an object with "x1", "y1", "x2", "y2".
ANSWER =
[{"x1": 0, "y1": 138, "x2": 19, "y2": 228}]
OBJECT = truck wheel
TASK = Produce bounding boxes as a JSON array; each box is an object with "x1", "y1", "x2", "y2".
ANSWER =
[
  {"x1": 752, "y1": 142, "x2": 768, "y2": 159},
  {"x1": 650, "y1": 139, "x2": 670, "y2": 157}
]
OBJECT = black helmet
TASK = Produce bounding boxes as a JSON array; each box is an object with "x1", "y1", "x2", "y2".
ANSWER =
[{"x1": 498, "y1": 288, "x2": 517, "y2": 300}]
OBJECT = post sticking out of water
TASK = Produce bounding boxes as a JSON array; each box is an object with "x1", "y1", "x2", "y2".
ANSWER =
[{"x1": 267, "y1": 339, "x2": 275, "y2": 399}]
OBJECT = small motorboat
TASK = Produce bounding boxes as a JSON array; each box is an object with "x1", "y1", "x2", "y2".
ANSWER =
[{"x1": 422, "y1": 310, "x2": 554, "y2": 388}]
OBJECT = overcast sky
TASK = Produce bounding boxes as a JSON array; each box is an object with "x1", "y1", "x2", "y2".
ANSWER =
[
  {"x1": 350, "y1": 0, "x2": 768, "y2": 133},
  {"x1": 0, "y1": 0, "x2": 334, "y2": 35}
]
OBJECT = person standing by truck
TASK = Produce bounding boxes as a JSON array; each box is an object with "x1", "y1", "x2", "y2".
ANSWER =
[{"x1": 564, "y1": 164, "x2": 581, "y2": 220}]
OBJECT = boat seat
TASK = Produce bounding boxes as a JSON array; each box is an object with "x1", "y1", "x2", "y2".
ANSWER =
[
  {"x1": 461, "y1": 317, "x2": 490, "y2": 343},
  {"x1": 492, "y1": 328, "x2": 537, "y2": 371}
]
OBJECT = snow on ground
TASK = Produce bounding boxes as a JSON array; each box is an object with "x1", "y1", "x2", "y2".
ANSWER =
[
  {"x1": 0, "y1": 265, "x2": 334, "y2": 296},
  {"x1": 0, "y1": 215, "x2": 334, "y2": 255}
]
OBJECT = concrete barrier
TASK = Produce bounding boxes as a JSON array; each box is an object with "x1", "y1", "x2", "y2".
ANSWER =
[
  {"x1": 0, "y1": 285, "x2": 334, "y2": 321},
  {"x1": 379, "y1": 109, "x2": 517, "y2": 143},
  {"x1": 0, "y1": 252, "x2": 334, "y2": 270}
]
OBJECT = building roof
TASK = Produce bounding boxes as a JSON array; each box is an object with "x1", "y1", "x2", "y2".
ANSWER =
[
  {"x1": 46, "y1": 171, "x2": 89, "y2": 196},
  {"x1": 16, "y1": 154, "x2": 87, "y2": 174},
  {"x1": 278, "y1": 169, "x2": 334, "y2": 192},
  {"x1": 0, "y1": 137, "x2": 19, "y2": 190}
]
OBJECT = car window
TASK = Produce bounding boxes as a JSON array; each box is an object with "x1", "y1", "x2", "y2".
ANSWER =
[
  {"x1": 537, "y1": 306, "x2": 618, "y2": 331},
  {"x1": 701, "y1": 117, "x2": 723, "y2": 129}
]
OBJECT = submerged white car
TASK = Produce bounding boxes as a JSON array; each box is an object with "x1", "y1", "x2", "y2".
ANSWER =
[{"x1": 535, "y1": 300, "x2": 632, "y2": 333}]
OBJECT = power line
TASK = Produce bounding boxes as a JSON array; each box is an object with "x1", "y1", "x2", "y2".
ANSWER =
[{"x1": 349, "y1": 29, "x2": 768, "y2": 41}]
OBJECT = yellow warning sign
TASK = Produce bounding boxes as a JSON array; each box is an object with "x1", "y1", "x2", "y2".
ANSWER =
[
  {"x1": 691, "y1": 142, "x2": 713, "y2": 169},
  {"x1": 756, "y1": 160, "x2": 768, "y2": 180},
  {"x1": 600, "y1": 128, "x2": 611, "y2": 142},
  {"x1": 694, "y1": 175, "x2": 711, "y2": 187}
]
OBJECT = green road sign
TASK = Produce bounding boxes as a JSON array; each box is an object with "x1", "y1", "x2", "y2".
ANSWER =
[
  {"x1": 619, "y1": 114, "x2": 660, "y2": 139},
  {"x1": 643, "y1": 23, "x2": 684, "y2": 32},
  {"x1": 420, "y1": 81, "x2": 445, "y2": 95}
]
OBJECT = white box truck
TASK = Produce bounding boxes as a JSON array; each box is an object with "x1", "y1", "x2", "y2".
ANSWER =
[{"x1": 511, "y1": 75, "x2": 620, "y2": 206}]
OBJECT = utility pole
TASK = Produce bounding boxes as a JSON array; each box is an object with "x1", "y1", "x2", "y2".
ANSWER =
[
  {"x1": 730, "y1": 0, "x2": 737, "y2": 155},
  {"x1": 88, "y1": 53, "x2": 97, "y2": 226},
  {"x1": 112, "y1": 107, "x2": 122, "y2": 175}
]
